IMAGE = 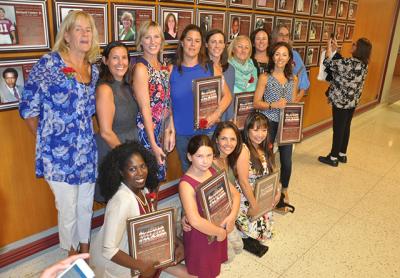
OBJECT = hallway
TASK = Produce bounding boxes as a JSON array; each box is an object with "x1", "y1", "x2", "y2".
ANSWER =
[{"x1": 2, "y1": 102, "x2": 400, "y2": 277}]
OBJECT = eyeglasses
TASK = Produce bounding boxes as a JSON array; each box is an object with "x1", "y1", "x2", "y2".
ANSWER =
[{"x1": 278, "y1": 33, "x2": 290, "y2": 38}]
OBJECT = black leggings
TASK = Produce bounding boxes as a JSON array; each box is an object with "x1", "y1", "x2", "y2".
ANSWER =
[{"x1": 330, "y1": 106, "x2": 355, "y2": 157}]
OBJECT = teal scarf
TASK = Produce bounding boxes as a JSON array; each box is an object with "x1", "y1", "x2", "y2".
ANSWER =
[{"x1": 229, "y1": 58, "x2": 256, "y2": 92}]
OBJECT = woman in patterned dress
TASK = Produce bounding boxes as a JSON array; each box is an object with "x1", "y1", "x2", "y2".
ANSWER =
[
  {"x1": 132, "y1": 21, "x2": 174, "y2": 181},
  {"x1": 19, "y1": 11, "x2": 100, "y2": 255}
]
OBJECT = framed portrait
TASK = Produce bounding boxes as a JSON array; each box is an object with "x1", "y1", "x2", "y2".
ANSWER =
[
  {"x1": 293, "y1": 45, "x2": 306, "y2": 62},
  {"x1": 54, "y1": 1, "x2": 108, "y2": 46},
  {"x1": 159, "y1": 7, "x2": 194, "y2": 43},
  {"x1": 227, "y1": 12, "x2": 252, "y2": 42},
  {"x1": 322, "y1": 21, "x2": 335, "y2": 42},
  {"x1": 335, "y1": 22, "x2": 345, "y2": 42},
  {"x1": 254, "y1": 0, "x2": 275, "y2": 11},
  {"x1": 229, "y1": 0, "x2": 253, "y2": 8},
  {"x1": 0, "y1": 0, "x2": 49, "y2": 51},
  {"x1": 310, "y1": 0, "x2": 326, "y2": 16},
  {"x1": 348, "y1": 1, "x2": 357, "y2": 21},
  {"x1": 293, "y1": 19, "x2": 309, "y2": 42},
  {"x1": 197, "y1": 10, "x2": 226, "y2": 36},
  {"x1": 295, "y1": 0, "x2": 312, "y2": 15},
  {"x1": 253, "y1": 15, "x2": 274, "y2": 34},
  {"x1": 112, "y1": 5, "x2": 155, "y2": 46},
  {"x1": 344, "y1": 23, "x2": 354, "y2": 42},
  {"x1": 325, "y1": 0, "x2": 338, "y2": 18},
  {"x1": 305, "y1": 45, "x2": 320, "y2": 66},
  {"x1": 162, "y1": 49, "x2": 177, "y2": 65},
  {"x1": 276, "y1": 0, "x2": 295, "y2": 13},
  {"x1": 308, "y1": 20, "x2": 322, "y2": 42},
  {"x1": 337, "y1": 0, "x2": 349, "y2": 19},
  {"x1": 198, "y1": 0, "x2": 227, "y2": 6},
  {"x1": 275, "y1": 17, "x2": 293, "y2": 35},
  {"x1": 0, "y1": 58, "x2": 37, "y2": 110}
]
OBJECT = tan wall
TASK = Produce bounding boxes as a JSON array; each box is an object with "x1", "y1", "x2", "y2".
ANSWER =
[{"x1": 0, "y1": 0, "x2": 398, "y2": 247}]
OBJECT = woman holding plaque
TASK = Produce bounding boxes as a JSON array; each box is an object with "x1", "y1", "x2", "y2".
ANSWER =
[
  {"x1": 179, "y1": 135, "x2": 240, "y2": 278},
  {"x1": 253, "y1": 42, "x2": 298, "y2": 204},
  {"x1": 227, "y1": 35, "x2": 258, "y2": 94},
  {"x1": 132, "y1": 21, "x2": 174, "y2": 181},
  {"x1": 205, "y1": 29, "x2": 235, "y2": 121},
  {"x1": 318, "y1": 38, "x2": 371, "y2": 167},
  {"x1": 250, "y1": 28, "x2": 270, "y2": 76},
  {"x1": 91, "y1": 141, "x2": 186, "y2": 278},
  {"x1": 95, "y1": 41, "x2": 138, "y2": 203},
  {"x1": 170, "y1": 24, "x2": 232, "y2": 172},
  {"x1": 19, "y1": 11, "x2": 100, "y2": 256}
]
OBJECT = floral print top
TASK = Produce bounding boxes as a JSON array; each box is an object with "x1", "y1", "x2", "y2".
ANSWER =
[
  {"x1": 19, "y1": 52, "x2": 99, "y2": 185},
  {"x1": 323, "y1": 57, "x2": 368, "y2": 109}
]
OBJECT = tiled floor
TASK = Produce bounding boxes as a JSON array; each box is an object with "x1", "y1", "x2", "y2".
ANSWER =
[{"x1": 2, "y1": 101, "x2": 400, "y2": 278}]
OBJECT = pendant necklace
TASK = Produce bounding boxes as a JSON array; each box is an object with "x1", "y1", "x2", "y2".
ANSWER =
[{"x1": 134, "y1": 190, "x2": 150, "y2": 213}]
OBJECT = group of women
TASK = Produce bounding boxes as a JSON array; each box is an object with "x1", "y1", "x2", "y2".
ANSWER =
[{"x1": 20, "y1": 10, "x2": 371, "y2": 278}]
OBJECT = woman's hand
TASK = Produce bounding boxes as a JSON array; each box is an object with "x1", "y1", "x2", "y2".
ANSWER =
[
  {"x1": 220, "y1": 215, "x2": 236, "y2": 234},
  {"x1": 205, "y1": 111, "x2": 220, "y2": 128},
  {"x1": 216, "y1": 228, "x2": 227, "y2": 242},
  {"x1": 247, "y1": 203, "x2": 260, "y2": 218},
  {"x1": 152, "y1": 144, "x2": 166, "y2": 165},
  {"x1": 275, "y1": 98, "x2": 287, "y2": 109},
  {"x1": 181, "y1": 215, "x2": 192, "y2": 232},
  {"x1": 163, "y1": 129, "x2": 175, "y2": 153},
  {"x1": 137, "y1": 260, "x2": 158, "y2": 278},
  {"x1": 40, "y1": 254, "x2": 90, "y2": 278}
]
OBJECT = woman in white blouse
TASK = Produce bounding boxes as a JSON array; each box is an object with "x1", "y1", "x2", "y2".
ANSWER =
[{"x1": 90, "y1": 141, "x2": 186, "y2": 278}]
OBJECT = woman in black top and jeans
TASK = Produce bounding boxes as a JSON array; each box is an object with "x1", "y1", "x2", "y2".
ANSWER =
[{"x1": 318, "y1": 37, "x2": 372, "y2": 167}]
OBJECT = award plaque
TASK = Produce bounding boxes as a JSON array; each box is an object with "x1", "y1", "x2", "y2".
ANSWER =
[
  {"x1": 196, "y1": 170, "x2": 232, "y2": 233},
  {"x1": 233, "y1": 92, "x2": 254, "y2": 130},
  {"x1": 250, "y1": 171, "x2": 279, "y2": 221},
  {"x1": 127, "y1": 208, "x2": 176, "y2": 276},
  {"x1": 192, "y1": 76, "x2": 222, "y2": 129},
  {"x1": 277, "y1": 103, "x2": 304, "y2": 144}
]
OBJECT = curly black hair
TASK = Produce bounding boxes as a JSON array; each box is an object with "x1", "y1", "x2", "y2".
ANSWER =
[{"x1": 96, "y1": 141, "x2": 159, "y2": 202}]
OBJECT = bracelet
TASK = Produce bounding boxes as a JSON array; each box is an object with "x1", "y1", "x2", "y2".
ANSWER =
[{"x1": 268, "y1": 102, "x2": 272, "y2": 110}]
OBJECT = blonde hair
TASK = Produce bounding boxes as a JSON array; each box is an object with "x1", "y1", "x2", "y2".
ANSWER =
[
  {"x1": 227, "y1": 35, "x2": 252, "y2": 60},
  {"x1": 121, "y1": 11, "x2": 133, "y2": 23},
  {"x1": 136, "y1": 21, "x2": 164, "y2": 53},
  {"x1": 53, "y1": 11, "x2": 100, "y2": 63}
]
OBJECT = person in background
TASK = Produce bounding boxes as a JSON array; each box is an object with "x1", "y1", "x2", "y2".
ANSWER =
[
  {"x1": 250, "y1": 28, "x2": 270, "y2": 75},
  {"x1": 205, "y1": 29, "x2": 235, "y2": 121},
  {"x1": 169, "y1": 24, "x2": 232, "y2": 172},
  {"x1": 253, "y1": 41, "x2": 298, "y2": 204},
  {"x1": 228, "y1": 35, "x2": 258, "y2": 94},
  {"x1": 318, "y1": 38, "x2": 372, "y2": 166},
  {"x1": 118, "y1": 12, "x2": 135, "y2": 41},
  {"x1": 271, "y1": 25, "x2": 310, "y2": 102},
  {"x1": 164, "y1": 13, "x2": 177, "y2": 40},
  {"x1": 132, "y1": 21, "x2": 174, "y2": 182},
  {"x1": 0, "y1": 67, "x2": 22, "y2": 103},
  {"x1": 229, "y1": 17, "x2": 240, "y2": 40},
  {"x1": 90, "y1": 141, "x2": 186, "y2": 278},
  {"x1": 0, "y1": 7, "x2": 16, "y2": 44},
  {"x1": 179, "y1": 135, "x2": 240, "y2": 277},
  {"x1": 95, "y1": 41, "x2": 138, "y2": 203},
  {"x1": 19, "y1": 11, "x2": 100, "y2": 255}
]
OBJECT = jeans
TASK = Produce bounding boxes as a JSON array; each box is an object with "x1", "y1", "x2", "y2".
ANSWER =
[
  {"x1": 268, "y1": 121, "x2": 293, "y2": 189},
  {"x1": 330, "y1": 106, "x2": 355, "y2": 157}
]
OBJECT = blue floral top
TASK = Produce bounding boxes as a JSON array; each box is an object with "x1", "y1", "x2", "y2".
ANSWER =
[{"x1": 19, "y1": 52, "x2": 99, "y2": 185}]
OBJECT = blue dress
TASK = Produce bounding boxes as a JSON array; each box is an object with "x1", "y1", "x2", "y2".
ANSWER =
[{"x1": 19, "y1": 52, "x2": 99, "y2": 185}]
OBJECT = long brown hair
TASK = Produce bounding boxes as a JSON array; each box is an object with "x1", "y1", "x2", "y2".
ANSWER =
[
  {"x1": 267, "y1": 41, "x2": 293, "y2": 80},
  {"x1": 352, "y1": 37, "x2": 372, "y2": 65}
]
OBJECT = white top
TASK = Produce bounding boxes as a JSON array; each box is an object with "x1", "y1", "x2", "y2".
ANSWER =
[{"x1": 90, "y1": 184, "x2": 146, "y2": 278}]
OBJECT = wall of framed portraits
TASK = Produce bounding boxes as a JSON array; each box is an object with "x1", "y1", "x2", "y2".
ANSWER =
[{"x1": 0, "y1": 0, "x2": 399, "y2": 249}]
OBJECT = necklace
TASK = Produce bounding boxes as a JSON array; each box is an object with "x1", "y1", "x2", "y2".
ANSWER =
[{"x1": 134, "y1": 190, "x2": 150, "y2": 213}]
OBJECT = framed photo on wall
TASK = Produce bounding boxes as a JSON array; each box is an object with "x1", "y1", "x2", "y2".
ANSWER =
[
  {"x1": 198, "y1": 0, "x2": 227, "y2": 6},
  {"x1": 293, "y1": 45, "x2": 306, "y2": 62},
  {"x1": 159, "y1": 7, "x2": 194, "y2": 43},
  {"x1": 0, "y1": 58, "x2": 37, "y2": 110},
  {"x1": 276, "y1": 0, "x2": 295, "y2": 13},
  {"x1": 308, "y1": 20, "x2": 322, "y2": 42},
  {"x1": 0, "y1": 0, "x2": 49, "y2": 51},
  {"x1": 295, "y1": 0, "x2": 312, "y2": 15},
  {"x1": 335, "y1": 22, "x2": 345, "y2": 42},
  {"x1": 54, "y1": 1, "x2": 108, "y2": 46},
  {"x1": 129, "y1": 51, "x2": 143, "y2": 67},
  {"x1": 348, "y1": 1, "x2": 357, "y2": 21},
  {"x1": 337, "y1": 0, "x2": 349, "y2": 19},
  {"x1": 344, "y1": 23, "x2": 354, "y2": 42},
  {"x1": 159, "y1": 0, "x2": 194, "y2": 2},
  {"x1": 293, "y1": 19, "x2": 308, "y2": 42},
  {"x1": 197, "y1": 10, "x2": 226, "y2": 36},
  {"x1": 162, "y1": 49, "x2": 177, "y2": 65},
  {"x1": 253, "y1": 14, "x2": 274, "y2": 34},
  {"x1": 325, "y1": 0, "x2": 338, "y2": 18},
  {"x1": 229, "y1": 0, "x2": 253, "y2": 8},
  {"x1": 112, "y1": 5, "x2": 155, "y2": 46},
  {"x1": 310, "y1": 0, "x2": 325, "y2": 17},
  {"x1": 305, "y1": 45, "x2": 320, "y2": 66},
  {"x1": 322, "y1": 21, "x2": 335, "y2": 42},
  {"x1": 254, "y1": 0, "x2": 275, "y2": 11},
  {"x1": 227, "y1": 12, "x2": 252, "y2": 41},
  {"x1": 275, "y1": 17, "x2": 293, "y2": 36}
]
